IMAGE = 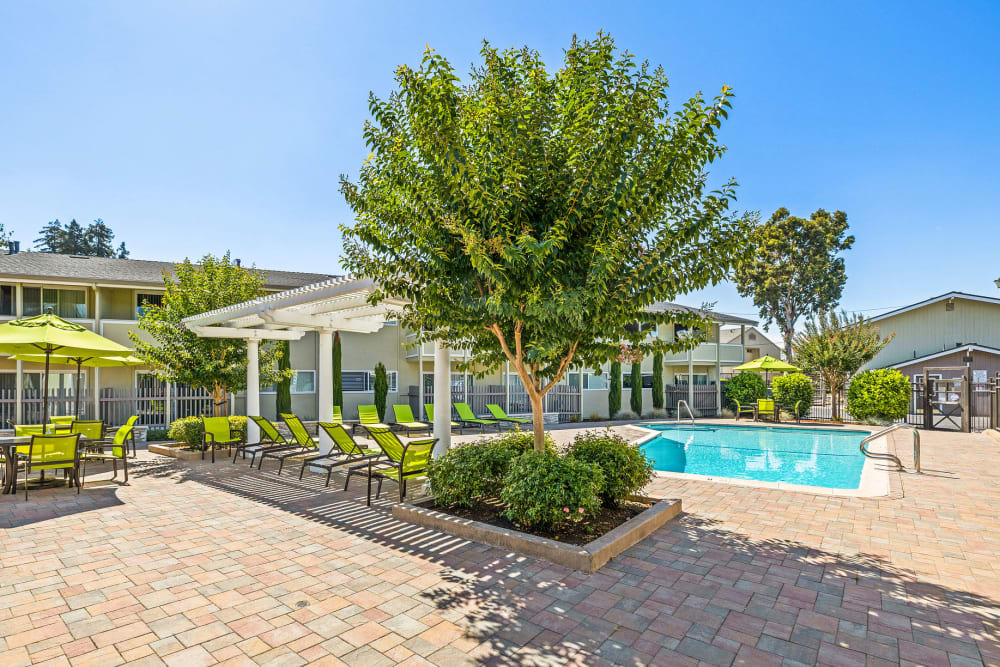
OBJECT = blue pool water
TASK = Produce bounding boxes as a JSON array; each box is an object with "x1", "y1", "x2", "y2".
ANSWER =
[{"x1": 640, "y1": 424, "x2": 869, "y2": 489}]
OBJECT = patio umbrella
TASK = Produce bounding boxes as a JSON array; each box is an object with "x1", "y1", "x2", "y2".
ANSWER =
[
  {"x1": 10, "y1": 353, "x2": 143, "y2": 421},
  {"x1": 733, "y1": 355, "x2": 801, "y2": 385},
  {"x1": 0, "y1": 312, "x2": 132, "y2": 426}
]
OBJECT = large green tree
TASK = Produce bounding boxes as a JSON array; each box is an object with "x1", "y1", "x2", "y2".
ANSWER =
[
  {"x1": 793, "y1": 311, "x2": 892, "y2": 420},
  {"x1": 340, "y1": 34, "x2": 754, "y2": 449},
  {"x1": 734, "y1": 207, "x2": 854, "y2": 358},
  {"x1": 34, "y1": 218, "x2": 129, "y2": 257},
  {"x1": 130, "y1": 252, "x2": 289, "y2": 416}
]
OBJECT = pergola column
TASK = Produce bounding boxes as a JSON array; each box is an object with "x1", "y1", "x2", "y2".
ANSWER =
[
  {"x1": 246, "y1": 339, "x2": 260, "y2": 444},
  {"x1": 433, "y1": 340, "x2": 450, "y2": 457},
  {"x1": 317, "y1": 329, "x2": 334, "y2": 453}
]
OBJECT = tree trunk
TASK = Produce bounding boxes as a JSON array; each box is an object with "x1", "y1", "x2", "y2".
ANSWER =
[
  {"x1": 783, "y1": 327, "x2": 794, "y2": 360},
  {"x1": 212, "y1": 385, "x2": 226, "y2": 417},
  {"x1": 529, "y1": 391, "x2": 546, "y2": 452}
]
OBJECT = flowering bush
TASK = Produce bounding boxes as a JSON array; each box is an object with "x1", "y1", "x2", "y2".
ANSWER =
[
  {"x1": 500, "y1": 451, "x2": 603, "y2": 529},
  {"x1": 428, "y1": 429, "x2": 547, "y2": 506},
  {"x1": 568, "y1": 431, "x2": 653, "y2": 507}
]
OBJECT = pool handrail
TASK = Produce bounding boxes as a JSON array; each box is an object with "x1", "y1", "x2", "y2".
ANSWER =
[
  {"x1": 676, "y1": 400, "x2": 694, "y2": 425},
  {"x1": 860, "y1": 423, "x2": 919, "y2": 472}
]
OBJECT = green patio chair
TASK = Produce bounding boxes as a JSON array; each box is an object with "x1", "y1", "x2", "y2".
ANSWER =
[
  {"x1": 71, "y1": 420, "x2": 105, "y2": 441},
  {"x1": 362, "y1": 425, "x2": 436, "y2": 503},
  {"x1": 201, "y1": 416, "x2": 245, "y2": 463},
  {"x1": 732, "y1": 400, "x2": 756, "y2": 421},
  {"x1": 82, "y1": 421, "x2": 133, "y2": 483},
  {"x1": 300, "y1": 422, "x2": 381, "y2": 487},
  {"x1": 756, "y1": 399, "x2": 777, "y2": 423},
  {"x1": 257, "y1": 414, "x2": 318, "y2": 473},
  {"x1": 13, "y1": 424, "x2": 50, "y2": 436},
  {"x1": 245, "y1": 416, "x2": 299, "y2": 466},
  {"x1": 352, "y1": 405, "x2": 390, "y2": 435},
  {"x1": 332, "y1": 406, "x2": 344, "y2": 424},
  {"x1": 50, "y1": 415, "x2": 76, "y2": 433},
  {"x1": 454, "y1": 402, "x2": 500, "y2": 433},
  {"x1": 424, "y1": 404, "x2": 458, "y2": 429},
  {"x1": 120, "y1": 416, "x2": 140, "y2": 457},
  {"x1": 18, "y1": 433, "x2": 82, "y2": 500},
  {"x1": 486, "y1": 404, "x2": 531, "y2": 427},
  {"x1": 392, "y1": 405, "x2": 431, "y2": 436}
]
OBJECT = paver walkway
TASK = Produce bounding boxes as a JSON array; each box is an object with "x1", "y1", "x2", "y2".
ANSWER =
[{"x1": 1, "y1": 427, "x2": 998, "y2": 666}]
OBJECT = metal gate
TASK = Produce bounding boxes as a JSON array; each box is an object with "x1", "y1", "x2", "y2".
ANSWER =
[{"x1": 923, "y1": 366, "x2": 970, "y2": 432}]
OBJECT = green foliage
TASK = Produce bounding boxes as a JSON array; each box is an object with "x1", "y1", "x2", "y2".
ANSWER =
[
  {"x1": 734, "y1": 208, "x2": 854, "y2": 357},
  {"x1": 723, "y1": 372, "x2": 767, "y2": 409},
  {"x1": 847, "y1": 369, "x2": 910, "y2": 423},
  {"x1": 130, "y1": 252, "x2": 291, "y2": 416},
  {"x1": 629, "y1": 362, "x2": 642, "y2": 416},
  {"x1": 276, "y1": 341, "x2": 292, "y2": 415},
  {"x1": 771, "y1": 373, "x2": 813, "y2": 417},
  {"x1": 373, "y1": 362, "x2": 388, "y2": 421},
  {"x1": 568, "y1": 431, "x2": 653, "y2": 507},
  {"x1": 609, "y1": 361, "x2": 622, "y2": 417},
  {"x1": 651, "y1": 353, "x2": 664, "y2": 409},
  {"x1": 332, "y1": 331, "x2": 343, "y2": 411},
  {"x1": 794, "y1": 311, "x2": 893, "y2": 420},
  {"x1": 34, "y1": 218, "x2": 128, "y2": 257},
  {"x1": 500, "y1": 451, "x2": 604, "y2": 530},
  {"x1": 145, "y1": 427, "x2": 169, "y2": 442},
  {"x1": 340, "y1": 33, "x2": 755, "y2": 450},
  {"x1": 167, "y1": 415, "x2": 247, "y2": 449},
  {"x1": 428, "y1": 429, "x2": 542, "y2": 506}
]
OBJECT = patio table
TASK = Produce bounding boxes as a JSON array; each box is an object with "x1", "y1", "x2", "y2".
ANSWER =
[{"x1": 0, "y1": 436, "x2": 91, "y2": 495}]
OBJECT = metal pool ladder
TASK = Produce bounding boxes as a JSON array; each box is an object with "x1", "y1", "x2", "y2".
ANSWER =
[
  {"x1": 860, "y1": 423, "x2": 920, "y2": 472},
  {"x1": 676, "y1": 400, "x2": 695, "y2": 425}
]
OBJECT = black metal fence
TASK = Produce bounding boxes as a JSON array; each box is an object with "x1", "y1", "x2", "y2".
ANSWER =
[{"x1": 404, "y1": 384, "x2": 582, "y2": 423}]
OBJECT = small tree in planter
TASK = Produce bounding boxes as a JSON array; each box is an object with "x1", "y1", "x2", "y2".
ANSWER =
[
  {"x1": 340, "y1": 34, "x2": 754, "y2": 450},
  {"x1": 629, "y1": 362, "x2": 643, "y2": 416},
  {"x1": 373, "y1": 362, "x2": 389, "y2": 422},
  {"x1": 771, "y1": 372, "x2": 812, "y2": 417},
  {"x1": 847, "y1": 369, "x2": 910, "y2": 423},
  {"x1": 651, "y1": 353, "x2": 664, "y2": 410},
  {"x1": 609, "y1": 361, "x2": 622, "y2": 418}
]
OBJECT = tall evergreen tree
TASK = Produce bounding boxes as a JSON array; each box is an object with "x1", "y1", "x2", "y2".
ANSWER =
[
  {"x1": 35, "y1": 220, "x2": 66, "y2": 252},
  {"x1": 84, "y1": 219, "x2": 116, "y2": 257},
  {"x1": 34, "y1": 218, "x2": 129, "y2": 257},
  {"x1": 63, "y1": 220, "x2": 87, "y2": 253},
  {"x1": 609, "y1": 361, "x2": 622, "y2": 419},
  {"x1": 651, "y1": 353, "x2": 664, "y2": 409},
  {"x1": 276, "y1": 341, "x2": 292, "y2": 414},
  {"x1": 629, "y1": 362, "x2": 643, "y2": 416},
  {"x1": 332, "y1": 332, "x2": 343, "y2": 410}
]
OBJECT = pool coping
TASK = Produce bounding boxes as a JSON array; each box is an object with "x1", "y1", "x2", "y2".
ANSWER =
[{"x1": 630, "y1": 420, "x2": 890, "y2": 498}]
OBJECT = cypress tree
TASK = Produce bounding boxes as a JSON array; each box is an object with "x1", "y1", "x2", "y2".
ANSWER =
[
  {"x1": 651, "y1": 352, "x2": 663, "y2": 409},
  {"x1": 332, "y1": 332, "x2": 343, "y2": 411},
  {"x1": 609, "y1": 361, "x2": 622, "y2": 418},
  {"x1": 374, "y1": 362, "x2": 388, "y2": 422},
  {"x1": 630, "y1": 362, "x2": 642, "y2": 416},
  {"x1": 275, "y1": 341, "x2": 292, "y2": 415}
]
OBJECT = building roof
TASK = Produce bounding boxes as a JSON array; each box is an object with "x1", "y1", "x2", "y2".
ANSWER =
[
  {"x1": 719, "y1": 325, "x2": 779, "y2": 346},
  {"x1": 869, "y1": 291, "x2": 1000, "y2": 323},
  {"x1": 884, "y1": 343, "x2": 1000, "y2": 369},
  {"x1": 0, "y1": 251, "x2": 336, "y2": 290},
  {"x1": 647, "y1": 301, "x2": 757, "y2": 326}
]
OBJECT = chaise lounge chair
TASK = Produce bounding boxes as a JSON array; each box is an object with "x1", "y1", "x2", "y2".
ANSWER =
[
  {"x1": 351, "y1": 405, "x2": 391, "y2": 435},
  {"x1": 454, "y1": 402, "x2": 500, "y2": 433},
  {"x1": 245, "y1": 416, "x2": 301, "y2": 466},
  {"x1": 301, "y1": 422, "x2": 382, "y2": 487},
  {"x1": 257, "y1": 414, "x2": 319, "y2": 474},
  {"x1": 361, "y1": 425, "x2": 436, "y2": 504},
  {"x1": 424, "y1": 404, "x2": 458, "y2": 429},
  {"x1": 486, "y1": 404, "x2": 531, "y2": 427},
  {"x1": 392, "y1": 405, "x2": 431, "y2": 436}
]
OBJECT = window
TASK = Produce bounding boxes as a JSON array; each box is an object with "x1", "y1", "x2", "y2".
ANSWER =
[
  {"x1": 136, "y1": 293, "x2": 163, "y2": 317},
  {"x1": 0, "y1": 285, "x2": 13, "y2": 316},
  {"x1": 675, "y1": 373, "x2": 709, "y2": 385},
  {"x1": 23, "y1": 287, "x2": 87, "y2": 318},
  {"x1": 583, "y1": 371, "x2": 609, "y2": 391},
  {"x1": 263, "y1": 370, "x2": 316, "y2": 394},
  {"x1": 343, "y1": 370, "x2": 398, "y2": 393},
  {"x1": 674, "y1": 324, "x2": 704, "y2": 340},
  {"x1": 623, "y1": 372, "x2": 656, "y2": 390}
]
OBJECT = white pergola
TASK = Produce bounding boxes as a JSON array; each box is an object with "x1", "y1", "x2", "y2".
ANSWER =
[{"x1": 181, "y1": 277, "x2": 452, "y2": 454}]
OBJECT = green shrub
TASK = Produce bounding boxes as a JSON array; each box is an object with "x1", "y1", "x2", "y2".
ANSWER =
[
  {"x1": 651, "y1": 353, "x2": 663, "y2": 409},
  {"x1": 771, "y1": 373, "x2": 813, "y2": 417},
  {"x1": 500, "y1": 451, "x2": 604, "y2": 529},
  {"x1": 145, "y1": 427, "x2": 169, "y2": 441},
  {"x1": 168, "y1": 415, "x2": 247, "y2": 449},
  {"x1": 276, "y1": 340, "x2": 292, "y2": 415},
  {"x1": 428, "y1": 429, "x2": 542, "y2": 506},
  {"x1": 847, "y1": 369, "x2": 910, "y2": 423},
  {"x1": 374, "y1": 362, "x2": 388, "y2": 421},
  {"x1": 629, "y1": 362, "x2": 642, "y2": 416},
  {"x1": 568, "y1": 431, "x2": 653, "y2": 507},
  {"x1": 723, "y1": 372, "x2": 766, "y2": 410},
  {"x1": 609, "y1": 361, "x2": 622, "y2": 417}
]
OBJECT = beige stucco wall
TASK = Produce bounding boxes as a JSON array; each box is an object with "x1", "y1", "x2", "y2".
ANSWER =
[{"x1": 866, "y1": 297, "x2": 1000, "y2": 370}]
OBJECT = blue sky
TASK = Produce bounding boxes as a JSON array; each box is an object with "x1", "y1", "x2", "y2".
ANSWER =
[{"x1": 1, "y1": 1, "x2": 997, "y2": 339}]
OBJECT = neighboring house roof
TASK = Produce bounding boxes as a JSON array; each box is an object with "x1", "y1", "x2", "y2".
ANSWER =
[
  {"x1": 647, "y1": 301, "x2": 757, "y2": 326},
  {"x1": 0, "y1": 251, "x2": 336, "y2": 290},
  {"x1": 869, "y1": 291, "x2": 1000, "y2": 323},
  {"x1": 719, "y1": 325, "x2": 780, "y2": 346},
  {"x1": 884, "y1": 343, "x2": 1000, "y2": 369}
]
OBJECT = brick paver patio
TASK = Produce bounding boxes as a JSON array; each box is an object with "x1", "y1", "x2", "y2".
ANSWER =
[{"x1": 1, "y1": 426, "x2": 998, "y2": 666}]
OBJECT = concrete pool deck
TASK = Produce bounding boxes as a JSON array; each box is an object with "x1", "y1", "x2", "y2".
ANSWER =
[{"x1": 0, "y1": 423, "x2": 998, "y2": 665}]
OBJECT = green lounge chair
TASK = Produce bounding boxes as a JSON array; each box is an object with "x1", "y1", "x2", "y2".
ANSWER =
[
  {"x1": 454, "y1": 402, "x2": 500, "y2": 433},
  {"x1": 362, "y1": 425, "x2": 436, "y2": 504},
  {"x1": 82, "y1": 421, "x2": 133, "y2": 483},
  {"x1": 756, "y1": 399, "x2": 778, "y2": 423},
  {"x1": 792, "y1": 400, "x2": 805, "y2": 424},
  {"x1": 244, "y1": 416, "x2": 300, "y2": 465},
  {"x1": 392, "y1": 405, "x2": 431, "y2": 436},
  {"x1": 201, "y1": 416, "x2": 245, "y2": 463},
  {"x1": 424, "y1": 404, "x2": 458, "y2": 429},
  {"x1": 300, "y1": 422, "x2": 381, "y2": 487},
  {"x1": 332, "y1": 406, "x2": 344, "y2": 424},
  {"x1": 352, "y1": 404, "x2": 390, "y2": 435},
  {"x1": 733, "y1": 400, "x2": 756, "y2": 421},
  {"x1": 486, "y1": 404, "x2": 531, "y2": 426},
  {"x1": 17, "y1": 433, "x2": 82, "y2": 500},
  {"x1": 258, "y1": 414, "x2": 318, "y2": 473}
]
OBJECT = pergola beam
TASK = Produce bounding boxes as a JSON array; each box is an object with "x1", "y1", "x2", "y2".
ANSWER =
[{"x1": 188, "y1": 326, "x2": 304, "y2": 341}]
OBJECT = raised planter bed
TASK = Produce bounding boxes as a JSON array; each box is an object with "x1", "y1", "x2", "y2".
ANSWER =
[
  {"x1": 148, "y1": 442, "x2": 206, "y2": 461},
  {"x1": 393, "y1": 495, "x2": 681, "y2": 573}
]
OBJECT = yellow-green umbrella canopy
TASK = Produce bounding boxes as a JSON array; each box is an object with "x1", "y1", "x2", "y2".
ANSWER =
[
  {"x1": 732, "y1": 355, "x2": 800, "y2": 372},
  {"x1": 0, "y1": 313, "x2": 134, "y2": 424},
  {"x1": 10, "y1": 353, "x2": 144, "y2": 368}
]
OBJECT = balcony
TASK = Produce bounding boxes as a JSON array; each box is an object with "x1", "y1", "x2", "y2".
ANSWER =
[
  {"x1": 403, "y1": 333, "x2": 471, "y2": 360},
  {"x1": 662, "y1": 342, "x2": 744, "y2": 365}
]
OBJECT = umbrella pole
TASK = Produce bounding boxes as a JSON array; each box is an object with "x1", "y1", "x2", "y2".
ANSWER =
[
  {"x1": 42, "y1": 351, "x2": 51, "y2": 429},
  {"x1": 74, "y1": 360, "x2": 82, "y2": 420}
]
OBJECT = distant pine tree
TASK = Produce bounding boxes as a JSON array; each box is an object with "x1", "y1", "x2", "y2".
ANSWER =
[
  {"x1": 116, "y1": 242, "x2": 129, "y2": 258},
  {"x1": 63, "y1": 220, "x2": 87, "y2": 253},
  {"x1": 34, "y1": 218, "x2": 129, "y2": 257},
  {"x1": 84, "y1": 219, "x2": 115, "y2": 257},
  {"x1": 35, "y1": 220, "x2": 66, "y2": 252}
]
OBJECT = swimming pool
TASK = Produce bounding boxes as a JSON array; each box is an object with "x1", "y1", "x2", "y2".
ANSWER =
[{"x1": 639, "y1": 424, "x2": 870, "y2": 490}]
